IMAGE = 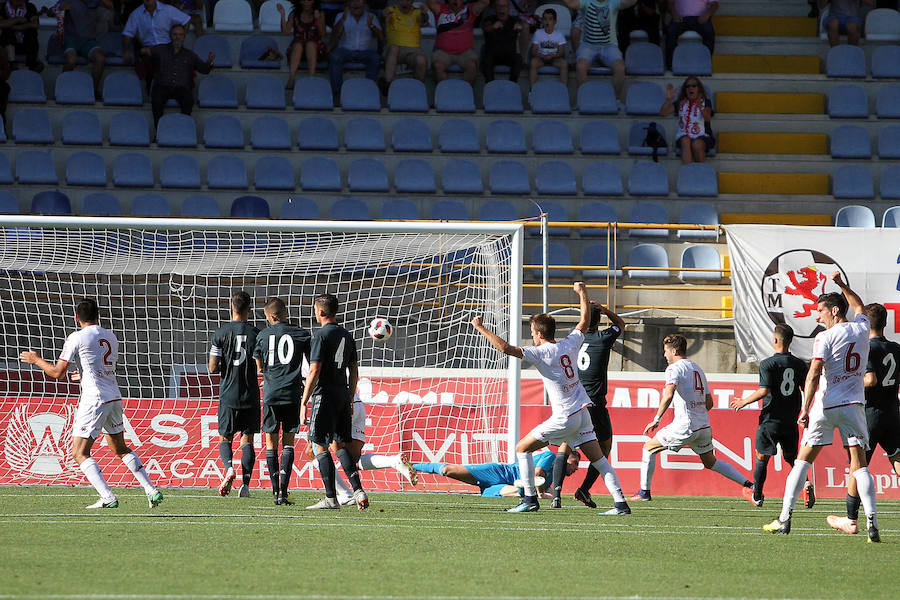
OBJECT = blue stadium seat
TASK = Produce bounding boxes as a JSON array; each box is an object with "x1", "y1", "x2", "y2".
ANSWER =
[
  {"x1": 31, "y1": 191, "x2": 71, "y2": 215},
  {"x1": 627, "y1": 243, "x2": 669, "y2": 279},
  {"x1": 882, "y1": 205, "x2": 900, "y2": 227},
  {"x1": 583, "y1": 161, "x2": 624, "y2": 196},
  {"x1": 246, "y1": 75, "x2": 286, "y2": 109},
  {"x1": 0, "y1": 154, "x2": 12, "y2": 184},
  {"x1": 207, "y1": 155, "x2": 249, "y2": 189},
  {"x1": 832, "y1": 165, "x2": 874, "y2": 199},
  {"x1": 388, "y1": 79, "x2": 428, "y2": 112},
  {"x1": 61, "y1": 111, "x2": 102, "y2": 145},
  {"x1": 628, "y1": 202, "x2": 669, "y2": 237},
  {"x1": 16, "y1": 150, "x2": 56, "y2": 184},
  {"x1": 486, "y1": 120, "x2": 526, "y2": 153},
  {"x1": 489, "y1": 160, "x2": 529, "y2": 194},
  {"x1": 579, "y1": 201, "x2": 617, "y2": 236},
  {"x1": 876, "y1": 84, "x2": 900, "y2": 118},
  {"x1": 102, "y1": 72, "x2": 143, "y2": 106},
  {"x1": 529, "y1": 80, "x2": 570, "y2": 114},
  {"x1": 442, "y1": 159, "x2": 483, "y2": 194},
  {"x1": 528, "y1": 201, "x2": 569, "y2": 236},
  {"x1": 0, "y1": 116, "x2": 5, "y2": 142},
  {"x1": 193, "y1": 34, "x2": 234, "y2": 67},
  {"x1": 871, "y1": 45, "x2": 900, "y2": 79},
  {"x1": 680, "y1": 245, "x2": 721, "y2": 281},
  {"x1": 182, "y1": 194, "x2": 221, "y2": 217},
  {"x1": 535, "y1": 161, "x2": 577, "y2": 195},
  {"x1": 625, "y1": 42, "x2": 664, "y2": 75},
  {"x1": 381, "y1": 198, "x2": 419, "y2": 220},
  {"x1": 478, "y1": 200, "x2": 517, "y2": 221},
  {"x1": 627, "y1": 121, "x2": 668, "y2": 156},
  {"x1": 438, "y1": 118, "x2": 479, "y2": 152},
  {"x1": 214, "y1": 0, "x2": 254, "y2": 31},
  {"x1": 55, "y1": 71, "x2": 95, "y2": 104},
  {"x1": 628, "y1": 161, "x2": 669, "y2": 196},
  {"x1": 395, "y1": 158, "x2": 436, "y2": 193},
  {"x1": 255, "y1": 156, "x2": 295, "y2": 190},
  {"x1": 577, "y1": 81, "x2": 618, "y2": 114},
  {"x1": 625, "y1": 81, "x2": 665, "y2": 115},
  {"x1": 98, "y1": 31, "x2": 124, "y2": 65},
  {"x1": 81, "y1": 192, "x2": 121, "y2": 215},
  {"x1": 340, "y1": 78, "x2": 381, "y2": 111},
  {"x1": 251, "y1": 115, "x2": 291, "y2": 149},
  {"x1": 580, "y1": 121, "x2": 620, "y2": 154},
  {"x1": 280, "y1": 196, "x2": 320, "y2": 219},
  {"x1": 677, "y1": 203, "x2": 719, "y2": 239},
  {"x1": 66, "y1": 151, "x2": 106, "y2": 186},
  {"x1": 0, "y1": 190, "x2": 16, "y2": 212},
  {"x1": 293, "y1": 77, "x2": 333, "y2": 110},
  {"x1": 8, "y1": 69, "x2": 46, "y2": 103},
  {"x1": 881, "y1": 166, "x2": 900, "y2": 200},
  {"x1": 879, "y1": 125, "x2": 900, "y2": 158},
  {"x1": 430, "y1": 200, "x2": 469, "y2": 221},
  {"x1": 582, "y1": 243, "x2": 622, "y2": 278},
  {"x1": 672, "y1": 43, "x2": 712, "y2": 76},
  {"x1": 831, "y1": 125, "x2": 871, "y2": 158},
  {"x1": 529, "y1": 243, "x2": 573, "y2": 279},
  {"x1": 483, "y1": 80, "x2": 523, "y2": 113},
  {"x1": 392, "y1": 118, "x2": 432, "y2": 152},
  {"x1": 301, "y1": 156, "x2": 341, "y2": 191},
  {"x1": 348, "y1": 158, "x2": 389, "y2": 192},
  {"x1": 828, "y1": 84, "x2": 868, "y2": 118},
  {"x1": 331, "y1": 197, "x2": 370, "y2": 220},
  {"x1": 203, "y1": 114, "x2": 244, "y2": 148},
  {"x1": 240, "y1": 35, "x2": 281, "y2": 68},
  {"x1": 13, "y1": 109, "x2": 53, "y2": 144},
  {"x1": 109, "y1": 112, "x2": 150, "y2": 146},
  {"x1": 198, "y1": 74, "x2": 239, "y2": 108},
  {"x1": 231, "y1": 195, "x2": 271, "y2": 218},
  {"x1": 131, "y1": 193, "x2": 170, "y2": 216},
  {"x1": 344, "y1": 117, "x2": 385, "y2": 151},
  {"x1": 533, "y1": 120, "x2": 573, "y2": 154},
  {"x1": 826, "y1": 44, "x2": 866, "y2": 77},
  {"x1": 434, "y1": 79, "x2": 475, "y2": 112},
  {"x1": 834, "y1": 204, "x2": 876, "y2": 227},
  {"x1": 113, "y1": 153, "x2": 153, "y2": 187},
  {"x1": 297, "y1": 117, "x2": 339, "y2": 150},
  {"x1": 157, "y1": 114, "x2": 198, "y2": 147},
  {"x1": 676, "y1": 163, "x2": 718, "y2": 196},
  {"x1": 160, "y1": 154, "x2": 201, "y2": 188}
]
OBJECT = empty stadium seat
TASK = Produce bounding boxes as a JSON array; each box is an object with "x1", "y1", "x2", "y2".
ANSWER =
[
  {"x1": 251, "y1": 115, "x2": 291, "y2": 149},
  {"x1": 677, "y1": 203, "x2": 719, "y2": 239},
  {"x1": 879, "y1": 125, "x2": 900, "y2": 159},
  {"x1": 0, "y1": 190, "x2": 15, "y2": 212},
  {"x1": 131, "y1": 193, "x2": 170, "y2": 216},
  {"x1": 529, "y1": 80, "x2": 570, "y2": 114},
  {"x1": 231, "y1": 195, "x2": 271, "y2": 218},
  {"x1": 625, "y1": 81, "x2": 665, "y2": 115},
  {"x1": 246, "y1": 75, "x2": 286, "y2": 109},
  {"x1": 16, "y1": 150, "x2": 56, "y2": 184},
  {"x1": 576, "y1": 81, "x2": 618, "y2": 114},
  {"x1": 672, "y1": 43, "x2": 712, "y2": 76},
  {"x1": 430, "y1": 200, "x2": 469, "y2": 221},
  {"x1": 489, "y1": 160, "x2": 529, "y2": 194},
  {"x1": 680, "y1": 245, "x2": 721, "y2": 281},
  {"x1": 442, "y1": 159, "x2": 483, "y2": 194},
  {"x1": 157, "y1": 114, "x2": 198, "y2": 147},
  {"x1": 381, "y1": 198, "x2": 419, "y2": 220},
  {"x1": 240, "y1": 35, "x2": 281, "y2": 68},
  {"x1": 109, "y1": 112, "x2": 150, "y2": 146},
  {"x1": 835, "y1": 205, "x2": 876, "y2": 227},
  {"x1": 255, "y1": 156, "x2": 295, "y2": 190},
  {"x1": 866, "y1": 8, "x2": 900, "y2": 41},
  {"x1": 582, "y1": 242, "x2": 623, "y2": 279},
  {"x1": 198, "y1": 74, "x2": 239, "y2": 108},
  {"x1": 435, "y1": 79, "x2": 476, "y2": 112},
  {"x1": 301, "y1": 156, "x2": 340, "y2": 191},
  {"x1": 876, "y1": 85, "x2": 900, "y2": 118},
  {"x1": 583, "y1": 161, "x2": 624, "y2": 196},
  {"x1": 293, "y1": 77, "x2": 333, "y2": 110},
  {"x1": 828, "y1": 84, "x2": 868, "y2": 118},
  {"x1": 676, "y1": 163, "x2": 718, "y2": 196},
  {"x1": 625, "y1": 42, "x2": 664, "y2": 75},
  {"x1": 160, "y1": 154, "x2": 201, "y2": 188},
  {"x1": 0, "y1": 154, "x2": 12, "y2": 184},
  {"x1": 204, "y1": 114, "x2": 244, "y2": 148},
  {"x1": 214, "y1": 0, "x2": 253, "y2": 31},
  {"x1": 627, "y1": 244, "x2": 669, "y2": 279},
  {"x1": 345, "y1": 117, "x2": 385, "y2": 151},
  {"x1": 0, "y1": 116, "x2": 5, "y2": 142},
  {"x1": 97, "y1": 31, "x2": 124, "y2": 65},
  {"x1": 297, "y1": 117, "x2": 339, "y2": 150},
  {"x1": 831, "y1": 124, "x2": 871, "y2": 158},
  {"x1": 882, "y1": 205, "x2": 900, "y2": 227},
  {"x1": 13, "y1": 109, "x2": 53, "y2": 144},
  {"x1": 259, "y1": 0, "x2": 290, "y2": 32},
  {"x1": 478, "y1": 200, "x2": 517, "y2": 221},
  {"x1": 31, "y1": 191, "x2": 71, "y2": 215},
  {"x1": 529, "y1": 243, "x2": 573, "y2": 279},
  {"x1": 533, "y1": 120, "x2": 573, "y2": 154},
  {"x1": 486, "y1": 120, "x2": 526, "y2": 153},
  {"x1": 579, "y1": 201, "x2": 617, "y2": 236},
  {"x1": 528, "y1": 201, "x2": 569, "y2": 235},
  {"x1": 628, "y1": 202, "x2": 669, "y2": 237},
  {"x1": 881, "y1": 166, "x2": 900, "y2": 199},
  {"x1": 331, "y1": 197, "x2": 370, "y2": 220},
  {"x1": 438, "y1": 119, "x2": 479, "y2": 152},
  {"x1": 392, "y1": 118, "x2": 432, "y2": 152},
  {"x1": 182, "y1": 194, "x2": 222, "y2": 217},
  {"x1": 102, "y1": 72, "x2": 143, "y2": 106},
  {"x1": 395, "y1": 158, "x2": 436, "y2": 193},
  {"x1": 81, "y1": 192, "x2": 121, "y2": 215},
  {"x1": 207, "y1": 155, "x2": 249, "y2": 189},
  {"x1": 55, "y1": 71, "x2": 95, "y2": 104},
  {"x1": 66, "y1": 151, "x2": 106, "y2": 186},
  {"x1": 580, "y1": 121, "x2": 620, "y2": 154},
  {"x1": 281, "y1": 196, "x2": 319, "y2": 219},
  {"x1": 871, "y1": 45, "x2": 900, "y2": 78},
  {"x1": 388, "y1": 78, "x2": 429, "y2": 112},
  {"x1": 826, "y1": 44, "x2": 866, "y2": 77},
  {"x1": 535, "y1": 161, "x2": 577, "y2": 195},
  {"x1": 61, "y1": 111, "x2": 102, "y2": 145},
  {"x1": 113, "y1": 153, "x2": 153, "y2": 187},
  {"x1": 832, "y1": 165, "x2": 874, "y2": 199},
  {"x1": 9, "y1": 69, "x2": 46, "y2": 103},
  {"x1": 193, "y1": 34, "x2": 234, "y2": 67},
  {"x1": 340, "y1": 79, "x2": 381, "y2": 111},
  {"x1": 628, "y1": 161, "x2": 669, "y2": 196},
  {"x1": 483, "y1": 80, "x2": 523, "y2": 113},
  {"x1": 627, "y1": 121, "x2": 668, "y2": 156},
  {"x1": 348, "y1": 158, "x2": 389, "y2": 192}
]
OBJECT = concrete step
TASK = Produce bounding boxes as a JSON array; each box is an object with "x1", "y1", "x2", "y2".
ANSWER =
[
  {"x1": 713, "y1": 16, "x2": 818, "y2": 37},
  {"x1": 716, "y1": 0, "x2": 813, "y2": 18},
  {"x1": 718, "y1": 171, "x2": 829, "y2": 194},
  {"x1": 717, "y1": 132, "x2": 828, "y2": 154},
  {"x1": 719, "y1": 211, "x2": 831, "y2": 225},
  {"x1": 716, "y1": 92, "x2": 825, "y2": 114},
  {"x1": 713, "y1": 54, "x2": 821, "y2": 74}
]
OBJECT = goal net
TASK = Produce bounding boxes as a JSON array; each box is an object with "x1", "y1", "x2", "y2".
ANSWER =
[{"x1": 0, "y1": 217, "x2": 523, "y2": 493}]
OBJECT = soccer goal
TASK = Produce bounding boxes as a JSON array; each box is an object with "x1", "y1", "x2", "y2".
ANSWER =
[{"x1": 0, "y1": 217, "x2": 524, "y2": 492}]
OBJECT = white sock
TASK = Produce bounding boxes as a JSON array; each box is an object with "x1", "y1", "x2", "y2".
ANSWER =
[
  {"x1": 640, "y1": 450, "x2": 656, "y2": 491},
  {"x1": 779, "y1": 460, "x2": 811, "y2": 522},
  {"x1": 516, "y1": 452, "x2": 536, "y2": 498},
  {"x1": 122, "y1": 452, "x2": 156, "y2": 494},
  {"x1": 334, "y1": 472, "x2": 353, "y2": 498},
  {"x1": 358, "y1": 453, "x2": 396, "y2": 470},
  {"x1": 591, "y1": 456, "x2": 625, "y2": 503},
  {"x1": 853, "y1": 467, "x2": 878, "y2": 529},
  {"x1": 80, "y1": 457, "x2": 114, "y2": 500},
  {"x1": 710, "y1": 459, "x2": 749, "y2": 486}
]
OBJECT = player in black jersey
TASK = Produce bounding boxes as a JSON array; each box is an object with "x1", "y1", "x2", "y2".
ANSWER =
[
  {"x1": 731, "y1": 324, "x2": 810, "y2": 508},
  {"x1": 253, "y1": 298, "x2": 311, "y2": 506},
  {"x1": 208, "y1": 291, "x2": 260, "y2": 498},
  {"x1": 300, "y1": 293, "x2": 368, "y2": 510},
  {"x1": 828, "y1": 303, "x2": 900, "y2": 535}
]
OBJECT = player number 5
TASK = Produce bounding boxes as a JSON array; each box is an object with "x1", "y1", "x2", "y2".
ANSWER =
[{"x1": 233, "y1": 335, "x2": 247, "y2": 366}]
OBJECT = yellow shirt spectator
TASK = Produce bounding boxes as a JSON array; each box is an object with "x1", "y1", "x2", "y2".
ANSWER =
[{"x1": 385, "y1": 5, "x2": 423, "y2": 48}]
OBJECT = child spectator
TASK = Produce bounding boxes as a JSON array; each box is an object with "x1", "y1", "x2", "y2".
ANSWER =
[
  {"x1": 529, "y1": 8, "x2": 566, "y2": 85},
  {"x1": 659, "y1": 75, "x2": 715, "y2": 164}
]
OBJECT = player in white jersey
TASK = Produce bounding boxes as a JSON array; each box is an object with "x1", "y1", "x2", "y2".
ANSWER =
[
  {"x1": 471, "y1": 281, "x2": 631, "y2": 514},
  {"x1": 629, "y1": 334, "x2": 753, "y2": 501},
  {"x1": 19, "y1": 299, "x2": 163, "y2": 509},
  {"x1": 764, "y1": 272, "x2": 880, "y2": 542}
]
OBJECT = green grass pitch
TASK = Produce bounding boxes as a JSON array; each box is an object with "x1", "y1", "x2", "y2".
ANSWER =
[{"x1": 1, "y1": 487, "x2": 898, "y2": 600}]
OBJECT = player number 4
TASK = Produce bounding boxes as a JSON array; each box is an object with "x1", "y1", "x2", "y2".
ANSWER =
[{"x1": 693, "y1": 370, "x2": 704, "y2": 393}]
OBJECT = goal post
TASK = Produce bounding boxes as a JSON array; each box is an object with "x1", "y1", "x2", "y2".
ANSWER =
[{"x1": 0, "y1": 216, "x2": 524, "y2": 492}]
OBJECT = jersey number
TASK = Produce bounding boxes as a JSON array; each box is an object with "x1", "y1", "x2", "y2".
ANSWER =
[
  {"x1": 560, "y1": 355, "x2": 575, "y2": 378},
  {"x1": 267, "y1": 334, "x2": 295, "y2": 366},
  {"x1": 233, "y1": 335, "x2": 247, "y2": 366},
  {"x1": 577, "y1": 344, "x2": 590, "y2": 371},
  {"x1": 334, "y1": 337, "x2": 346, "y2": 370},
  {"x1": 884, "y1": 353, "x2": 897, "y2": 387},
  {"x1": 693, "y1": 371, "x2": 704, "y2": 393},
  {"x1": 98, "y1": 338, "x2": 113, "y2": 366},
  {"x1": 780, "y1": 368, "x2": 795, "y2": 396},
  {"x1": 845, "y1": 342, "x2": 861, "y2": 373}
]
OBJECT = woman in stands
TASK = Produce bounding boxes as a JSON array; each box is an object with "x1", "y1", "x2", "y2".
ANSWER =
[
  {"x1": 659, "y1": 75, "x2": 715, "y2": 165},
  {"x1": 279, "y1": 0, "x2": 327, "y2": 88}
]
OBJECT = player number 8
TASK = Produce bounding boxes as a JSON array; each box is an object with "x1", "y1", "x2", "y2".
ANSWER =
[
  {"x1": 780, "y1": 368, "x2": 795, "y2": 397},
  {"x1": 560, "y1": 354, "x2": 575, "y2": 378}
]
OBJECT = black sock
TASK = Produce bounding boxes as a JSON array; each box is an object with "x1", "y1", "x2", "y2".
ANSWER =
[
  {"x1": 552, "y1": 452, "x2": 566, "y2": 500},
  {"x1": 753, "y1": 458, "x2": 768, "y2": 498},
  {"x1": 336, "y1": 447, "x2": 363, "y2": 492},
  {"x1": 316, "y1": 451, "x2": 337, "y2": 498},
  {"x1": 266, "y1": 449, "x2": 279, "y2": 495},
  {"x1": 219, "y1": 440, "x2": 233, "y2": 472},
  {"x1": 847, "y1": 493, "x2": 861, "y2": 520},
  {"x1": 580, "y1": 464, "x2": 600, "y2": 493},
  {"x1": 240, "y1": 443, "x2": 255, "y2": 486},
  {"x1": 280, "y1": 446, "x2": 295, "y2": 495}
]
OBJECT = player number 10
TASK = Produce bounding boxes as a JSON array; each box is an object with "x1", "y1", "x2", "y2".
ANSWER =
[{"x1": 267, "y1": 334, "x2": 295, "y2": 366}]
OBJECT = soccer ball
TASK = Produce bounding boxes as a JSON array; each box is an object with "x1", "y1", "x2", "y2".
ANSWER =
[{"x1": 367, "y1": 318, "x2": 393, "y2": 341}]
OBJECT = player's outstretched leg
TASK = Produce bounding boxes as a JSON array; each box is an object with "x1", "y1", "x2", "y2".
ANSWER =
[
  {"x1": 121, "y1": 451, "x2": 163, "y2": 508},
  {"x1": 852, "y1": 467, "x2": 880, "y2": 542},
  {"x1": 80, "y1": 457, "x2": 118, "y2": 509},
  {"x1": 628, "y1": 449, "x2": 655, "y2": 501},
  {"x1": 336, "y1": 447, "x2": 368, "y2": 510},
  {"x1": 359, "y1": 453, "x2": 418, "y2": 486},
  {"x1": 592, "y1": 456, "x2": 630, "y2": 515},
  {"x1": 218, "y1": 439, "x2": 235, "y2": 496},
  {"x1": 764, "y1": 459, "x2": 811, "y2": 535},
  {"x1": 239, "y1": 442, "x2": 254, "y2": 498}
]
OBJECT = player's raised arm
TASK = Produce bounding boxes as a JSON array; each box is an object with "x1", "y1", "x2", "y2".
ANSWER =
[
  {"x1": 573, "y1": 282, "x2": 590, "y2": 333},
  {"x1": 19, "y1": 350, "x2": 69, "y2": 380},
  {"x1": 644, "y1": 384, "x2": 675, "y2": 434},
  {"x1": 830, "y1": 271, "x2": 864, "y2": 316},
  {"x1": 471, "y1": 315, "x2": 524, "y2": 359},
  {"x1": 596, "y1": 301, "x2": 626, "y2": 332}
]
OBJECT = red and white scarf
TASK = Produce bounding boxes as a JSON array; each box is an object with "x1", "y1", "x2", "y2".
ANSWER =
[
  {"x1": 677, "y1": 98, "x2": 707, "y2": 140},
  {"x1": 6, "y1": 1, "x2": 26, "y2": 44}
]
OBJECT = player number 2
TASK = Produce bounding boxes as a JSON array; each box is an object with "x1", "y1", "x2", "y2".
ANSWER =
[
  {"x1": 780, "y1": 368, "x2": 795, "y2": 396},
  {"x1": 845, "y1": 342, "x2": 860, "y2": 372},
  {"x1": 577, "y1": 344, "x2": 590, "y2": 371},
  {"x1": 883, "y1": 353, "x2": 897, "y2": 387},
  {"x1": 267, "y1": 334, "x2": 295, "y2": 366},
  {"x1": 560, "y1": 355, "x2": 575, "y2": 378},
  {"x1": 233, "y1": 335, "x2": 247, "y2": 366},
  {"x1": 98, "y1": 338, "x2": 113, "y2": 366}
]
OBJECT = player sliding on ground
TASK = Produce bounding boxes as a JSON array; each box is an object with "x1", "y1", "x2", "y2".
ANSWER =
[
  {"x1": 19, "y1": 299, "x2": 163, "y2": 509},
  {"x1": 472, "y1": 281, "x2": 631, "y2": 514}
]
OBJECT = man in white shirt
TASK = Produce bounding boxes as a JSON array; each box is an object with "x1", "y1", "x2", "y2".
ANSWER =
[
  {"x1": 764, "y1": 272, "x2": 880, "y2": 542},
  {"x1": 471, "y1": 281, "x2": 630, "y2": 514},
  {"x1": 19, "y1": 299, "x2": 163, "y2": 509},
  {"x1": 121, "y1": 0, "x2": 191, "y2": 91}
]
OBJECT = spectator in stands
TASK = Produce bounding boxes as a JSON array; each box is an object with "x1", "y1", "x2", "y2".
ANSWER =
[
  {"x1": 481, "y1": 0, "x2": 522, "y2": 83},
  {"x1": 143, "y1": 23, "x2": 213, "y2": 126},
  {"x1": 166, "y1": 0, "x2": 204, "y2": 36},
  {"x1": 820, "y1": 0, "x2": 873, "y2": 47},
  {"x1": 382, "y1": 0, "x2": 428, "y2": 87},
  {"x1": 665, "y1": 0, "x2": 717, "y2": 71},
  {"x1": 426, "y1": 0, "x2": 489, "y2": 85},
  {"x1": 564, "y1": 0, "x2": 637, "y2": 99},
  {"x1": 122, "y1": 0, "x2": 192, "y2": 92},
  {"x1": 0, "y1": 0, "x2": 42, "y2": 72},
  {"x1": 617, "y1": 0, "x2": 661, "y2": 52},
  {"x1": 328, "y1": 0, "x2": 383, "y2": 96},
  {"x1": 61, "y1": 0, "x2": 111, "y2": 100},
  {"x1": 659, "y1": 76, "x2": 714, "y2": 164},
  {"x1": 0, "y1": 51, "x2": 9, "y2": 125},
  {"x1": 279, "y1": 0, "x2": 327, "y2": 88},
  {"x1": 529, "y1": 8, "x2": 566, "y2": 85}
]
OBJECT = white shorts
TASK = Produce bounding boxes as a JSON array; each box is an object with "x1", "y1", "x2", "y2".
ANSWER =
[
  {"x1": 73, "y1": 398, "x2": 124, "y2": 439},
  {"x1": 351, "y1": 401, "x2": 365, "y2": 442},
  {"x1": 801, "y1": 402, "x2": 869, "y2": 449},
  {"x1": 529, "y1": 407, "x2": 597, "y2": 448},
  {"x1": 657, "y1": 424, "x2": 713, "y2": 454}
]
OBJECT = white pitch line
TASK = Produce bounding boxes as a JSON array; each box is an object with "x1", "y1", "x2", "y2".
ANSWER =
[{"x1": 0, "y1": 594, "x2": 833, "y2": 600}]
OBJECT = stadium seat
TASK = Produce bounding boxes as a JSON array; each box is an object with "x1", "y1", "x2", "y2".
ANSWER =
[
  {"x1": 582, "y1": 243, "x2": 622, "y2": 278},
  {"x1": 157, "y1": 114, "x2": 198, "y2": 147},
  {"x1": 330, "y1": 197, "x2": 370, "y2": 220},
  {"x1": 528, "y1": 201, "x2": 569, "y2": 236},
  {"x1": 293, "y1": 77, "x2": 334, "y2": 110},
  {"x1": 392, "y1": 118, "x2": 432, "y2": 152},
  {"x1": 672, "y1": 43, "x2": 712, "y2": 76},
  {"x1": 198, "y1": 74, "x2": 239, "y2": 108},
  {"x1": 97, "y1": 31, "x2": 124, "y2": 65},
  {"x1": 576, "y1": 80, "x2": 618, "y2": 114},
  {"x1": 8, "y1": 69, "x2": 46, "y2": 103},
  {"x1": 301, "y1": 156, "x2": 341, "y2": 191},
  {"x1": 251, "y1": 115, "x2": 291, "y2": 149},
  {"x1": 81, "y1": 192, "x2": 121, "y2": 215},
  {"x1": 876, "y1": 84, "x2": 900, "y2": 118},
  {"x1": 579, "y1": 201, "x2": 617, "y2": 236},
  {"x1": 297, "y1": 117, "x2": 339, "y2": 150},
  {"x1": 16, "y1": 150, "x2": 56, "y2": 184},
  {"x1": 193, "y1": 34, "x2": 234, "y2": 67},
  {"x1": 160, "y1": 154, "x2": 201, "y2": 188},
  {"x1": 207, "y1": 155, "x2": 249, "y2": 189},
  {"x1": 881, "y1": 166, "x2": 900, "y2": 200},
  {"x1": 878, "y1": 125, "x2": 900, "y2": 159},
  {"x1": 203, "y1": 114, "x2": 244, "y2": 148},
  {"x1": 61, "y1": 111, "x2": 102, "y2": 145},
  {"x1": 113, "y1": 153, "x2": 153, "y2": 187},
  {"x1": 0, "y1": 190, "x2": 15, "y2": 212},
  {"x1": 826, "y1": 44, "x2": 866, "y2": 78},
  {"x1": 529, "y1": 243, "x2": 573, "y2": 279},
  {"x1": 676, "y1": 163, "x2": 718, "y2": 196},
  {"x1": 486, "y1": 120, "x2": 526, "y2": 153},
  {"x1": 628, "y1": 202, "x2": 669, "y2": 238},
  {"x1": 254, "y1": 156, "x2": 295, "y2": 190},
  {"x1": 109, "y1": 112, "x2": 150, "y2": 146},
  {"x1": 348, "y1": 158, "x2": 390, "y2": 192},
  {"x1": 430, "y1": 199, "x2": 469, "y2": 221},
  {"x1": 483, "y1": 80, "x2": 523, "y2": 113},
  {"x1": 882, "y1": 205, "x2": 900, "y2": 227},
  {"x1": 627, "y1": 121, "x2": 668, "y2": 156},
  {"x1": 388, "y1": 79, "x2": 429, "y2": 112},
  {"x1": 214, "y1": 0, "x2": 253, "y2": 31},
  {"x1": 0, "y1": 154, "x2": 12, "y2": 184},
  {"x1": 478, "y1": 199, "x2": 517, "y2": 221},
  {"x1": 55, "y1": 71, "x2": 94, "y2": 104},
  {"x1": 66, "y1": 151, "x2": 106, "y2": 186},
  {"x1": 583, "y1": 161, "x2": 625, "y2": 196},
  {"x1": 871, "y1": 45, "x2": 900, "y2": 78},
  {"x1": 680, "y1": 245, "x2": 721, "y2": 281},
  {"x1": 489, "y1": 160, "x2": 530, "y2": 195},
  {"x1": 627, "y1": 243, "x2": 669, "y2": 279},
  {"x1": 828, "y1": 84, "x2": 868, "y2": 118},
  {"x1": 0, "y1": 116, "x2": 5, "y2": 142},
  {"x1": 240, "y1": 35, "x2": 281, "y2": 68},
  {"x1": 865, "y1": 8, "x2": 900, "y2": 41},
  {"x1": 345, "y1": 117, "x2": 386, "y2": 151},
  {"x1": 442, "y1": 159, "x2": 483, "y2": 194},
  {"x1": 533, "y1": 120, "x2": 573, "y2": 154},
  {"x1": 580, "y1": 121, "x2": 620, "y2": 155},
  {"x1": 625, "y1": 42, "x2": 664, "y2": 75},
  {"x1": 438, "y1": 118, "x2": 479, "y2": 152},
  {"x1": 628, "y1": 161, "x2": 669, "y2": 196},
  {"x1": 834, "y1": 204, "x2": 876, "y2": 227},
  {"x1": 31, "y1": 190, "x2": 71, "y2": 215},
  {"x1": 280, "y1": 196, "x2": 320, "y2": 219},
  {"x1": 395, "y1": 158, "x2": 436, "y2": 193},
  {"x1": 258, "y1": 0, "x2": 290, "y2": 32},
  {"x1": 434, "y1": 79, "x2": 475, "y2": 112},
  {"x1": 245, "y1": 75, "x2": 286, "y2": 109},
  {"x1": 535, "y1": 161, "x2": 577, "y2": 195},
  {"x1": 832, "y1": 165, "x2": 874, "y2": 199},
  {"x1": 181, "y1": 194, "x2": 221, "y2": 217},
  {"x1": 528, "y1": 80, "x2": 570, "y2": 114},
  {"x1": 830, "y1": 125, "x2": 871, "y2": 159},
  {"x1": 131, "y1": 193, "x2": 170, "y2": 216},
  {"x1": 625, "y1": 81, "x2": 665, "y2": 115},
  {"x1": 102, "y1": 72, "x2": 142, "y2": 106},
  {"x1": 340, "y1": 78, "x2": 381, "y2": 111},
  {"x1": 677, "y1": 203, "x2": 719, "y2": 239},
  {"x1": 381, "y1": 198, "x2": 419, "y2": 220},
  {"x1": 231, "y1": 195, "x2": 271, "y2": 218},
  {"x1": 13, "y1": 109, "x2": 53, "y2": 144}
]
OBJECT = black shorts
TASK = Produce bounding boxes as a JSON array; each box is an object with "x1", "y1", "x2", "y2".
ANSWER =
[
  {"x1": 588, "y1": 404, "x2": 613, "y2": 442},
  {"x1": 755, "y1": 421, "x2": 799, "y2": 459},
  {"x1": 866, "y1": 409, "x2": 900, "y2": 461},
  {"x1": 262, "y1": 403, "x2": 301, "y2": 434},
  {"x1": 307, "y1": 394, "x2": 352, "y2": 446},
  {"x1": 218, "y1": 405, "x2": 260, "y2": 438},
  {"x1": 677, "y1": 135, "x2": 715, "y2": 152}
]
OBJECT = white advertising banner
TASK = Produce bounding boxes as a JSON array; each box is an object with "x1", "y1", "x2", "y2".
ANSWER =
[{"x1": 725, "y1": 225, "x2": 900, "y2": 362}]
